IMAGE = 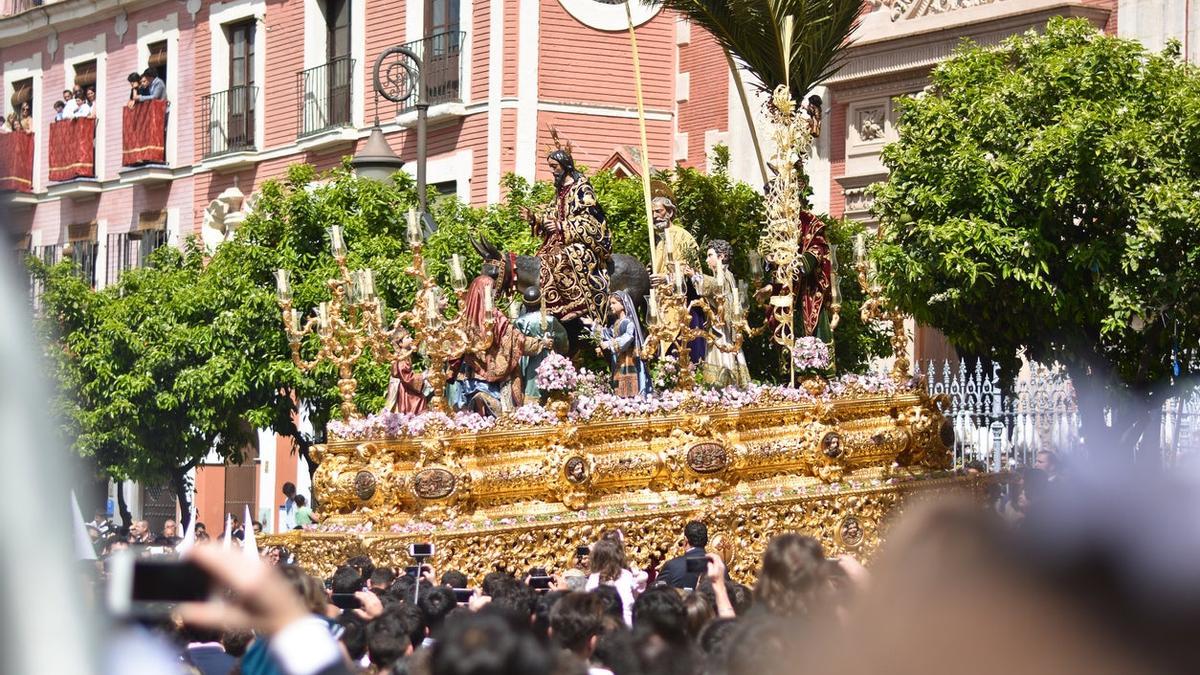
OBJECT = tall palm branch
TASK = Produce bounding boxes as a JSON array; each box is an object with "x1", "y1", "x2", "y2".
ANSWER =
[{"x1": 657, "y1": 0, "x2": 862, "y2": 102}]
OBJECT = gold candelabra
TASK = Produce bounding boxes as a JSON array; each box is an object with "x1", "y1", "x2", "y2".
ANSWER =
[
  {"x1": 276, "y1": 225, "x2": 412, "y2": 421},
  {"x1": 854, "y1": 233, "x2": 910, "y2": 382},
  {"x1": 404, "y1": 234, "x2": 495, "y2": 414}
]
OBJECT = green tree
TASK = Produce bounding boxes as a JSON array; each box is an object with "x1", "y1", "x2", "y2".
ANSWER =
[
  {"x1": 34, "y1": 245, "x2": 267, "y2": 524},
  {"x1": 869, "y1": 18, "x2": 1200, "y2": 462}
]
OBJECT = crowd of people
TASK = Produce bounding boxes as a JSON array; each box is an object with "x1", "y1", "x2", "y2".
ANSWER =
[{"x1": 84, "y1": 451, "x2": 1200, "y2": 675}]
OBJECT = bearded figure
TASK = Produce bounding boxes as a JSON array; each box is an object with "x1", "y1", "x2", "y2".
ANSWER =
[{"x1": 519, "y1": 149, "x2": 613, "y2": 322}]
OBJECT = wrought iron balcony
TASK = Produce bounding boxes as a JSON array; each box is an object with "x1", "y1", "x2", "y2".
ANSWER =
[
  {"x1": 201, "y1": 85, "x2": 259, "y2": 158},
  {"x1": 298, "y1": 56, "x2": 355, "y2": 137},
  {"x1": 398, "y1": 31, "x2": 466, "y2": 113}
]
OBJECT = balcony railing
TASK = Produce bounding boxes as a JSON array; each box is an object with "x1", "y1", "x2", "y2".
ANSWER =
[
  {"x1": 123, "y1": 99, "x2": 168, "y2": 166},
  {"x1": 106, "y1": 229, "x2": 168, "y2": 283},
  {"x1": 398, "y1": 31, "x2": 466, "y2": 113},
  {"x1": 298, "y1": 56, "x2": 355, "y2": 137},
  {"x1": 0, "y1": 130, "x2": 34, "y2": 193},
  {"x1": 201, "y1": 85, "x2": 258, "y2": 158}
]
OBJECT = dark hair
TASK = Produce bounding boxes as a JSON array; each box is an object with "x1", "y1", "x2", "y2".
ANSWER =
[
  {"x1": 332, "y1": 564, "x2": 364, "y2": 595},
  {"x1": 336, "y1": 613, "x2": 369, "y2": 661},
  {"x1": 488, "y1": 577, "x2": 536, "y2": 628},
  {"x1": 430, "y1": 612, "x2": 553, "y2": 675},
  {"x1": 531, "y1": 590, "x2": 566, "y2": 644},
  {"x1": 593, "y1": 623, "x2": 638, "y2": 675},
  {"x1": 725, "y1": 616, "x2": 794, "y2": 675},
  {"x1": 632, "y1": 586, "x2": 688, "y2": 644},
  {"x1": 386, "y1": 574, "x2": 416, "y2": 605},
  {"x1": 279, "y1": 565, "x2": 328, "y2": 614},
  {"x1": 481, "y1": 571, "x2": 511, "y2": 597},
  {"x1": 282, "y1": 482, "x2": 296, "y2": 497},
  {"x1": 707, "y1": 240, "x2": 733, "y2": 267},
  {"x1": 682, "y1": 589, "x2": 715, "y2": 641},
  {"x1": 419, "y1": 586, "x2": 458, "y2": 640},
  {"x1": 294, "y1": 494, "x2": 307, "y2": 507},
  {"x1": 221, "y1": 629, "x2": 254, "y2": 658},
  {"x1": 589, "y1": 583, "x2": 624, "y2": 621},
  {"x1": 367, "y1": 605, "x2": 424, "y2": 667},
  {"x1": 141, "y1": 67, "x2": 158, "y2": 79},
  {"x1": 589, "y1": 538, "x2": 626, "y2": 583},
  {"x1": 370, "y1": 567, "x2": 398, "y2": 589},
  {"x1": 54, "y1": 100, "x2": 65, "y2": 109},
  {"x1": 698, "y1": 616, "x2": 738, "y2": 658},
  {"x1": 965, "y1": 459, "x2": 988, "y2": 473},
  {"x1": 441, "y1": 569, "x2": 469, "y2": 589},
  {"x1": 549, "y1": 592, "x2": 605, "y2": 653},
  {"x1": 346, "y1": 555, "x2": 375, "y2": 583},
  {"x1": 684, "y1": 521, "x2": 708, "y2": 548},
  {"x1": 754, "y1": 533, "x2": 826, "y2": 617},
  {"x1": 127, "y1": 72, "x2": 140, "y2": 83}
]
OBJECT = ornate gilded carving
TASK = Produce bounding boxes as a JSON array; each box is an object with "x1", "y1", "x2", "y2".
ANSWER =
[
  {"x1": 412, "y1": 468, "x2": 457, "y2": 500},
  {"x1": 265, "y1": 474, "x2": 992, "y2": 582},
  {"x1": 354, "y1": 471, "x2": 378, "y2": 501},
  {"x1": 687, "y1": 442, "x2": 728, "y2": 474}
]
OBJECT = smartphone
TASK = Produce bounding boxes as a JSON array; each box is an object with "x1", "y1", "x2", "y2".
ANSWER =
[
  {"x1": 529, "y1": 576, "x2": 552, "y2": 590},
  {"x1": 107, "y1": 551, "x2": 213, "y2": 617},
  {"x1": 409, "y1": 542, "x2": 434, "y2": 557},
  {"x1": 685, "y1": 555, "x2": 708, "y2": 575},
  {"x1": 529, "y1": 567, "x2": 547, "y2": 577},
  {"x1": 452, "y1": 588, "x2": 473, "y2": 604},
  {"x1": 331, "y1": 593, "x2": 362, "y2": 610},
  {"x1": 575, "y1": 545, "x2": 590, "y2": 558}
]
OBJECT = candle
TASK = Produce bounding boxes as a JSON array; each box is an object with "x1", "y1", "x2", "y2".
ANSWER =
[
  {"x1": 317, "y1": 302, "x2": 330, "y2": 329},
  {"x1": 346, "y1": 274, "x2": 360, "y2": 304},
  {"x1": 363, "y1": 269, "x2": 375, "y2": 298},
  {"x1": 425, "y1": 290, "x2": 438, "y2": 321},
  {"x1": 649, "y1": 292, "x2": 658, "y2": 319},
  {"x1": 287, "y1": 308, "x2": 299, "y2": 333},
  {"x1": 854, "y1": 233, "x2": 866, "y2": 265},
  {"x1": 674, "y1": 261, "x2": 683, "y2": 293},
  {"x1": 484, "y1": 285, "x2": 494, "y2": 314},
  {"x1": 407, "y1": 209, "x2": 422, "y2": 246},
  {"x1": 330, "y1": 226, "x2": 345, "y2": 257},
  {"x1": 748, "y1": 251, "x2": 763, "y2": 280},
  {"x1": 274, "y1": 269, "x2": 291, "y2": 303},
  {"x1": 451, "y1": 254, "x2": 466, "y2": 291}
]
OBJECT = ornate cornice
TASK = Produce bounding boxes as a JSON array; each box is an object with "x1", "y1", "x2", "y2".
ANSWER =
[{"x1": 828, "y1": 1, "x2": 1110, "y2": 88}]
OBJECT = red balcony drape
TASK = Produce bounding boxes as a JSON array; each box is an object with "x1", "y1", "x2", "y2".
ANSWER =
[
  {"x1": 48, "y1": 117, "x2": 97, "y2": 182},
  {"x1": 0, "y1": 131, "x2": 34, "y2": 193},
  {"x1": 122, "y1": 100, "x2": 167, "y2": 165}
]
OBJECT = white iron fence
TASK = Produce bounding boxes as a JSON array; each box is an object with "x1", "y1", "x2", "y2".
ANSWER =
[{"x1": 922, "y1": 360, "x2": 1200, "y2": 470}]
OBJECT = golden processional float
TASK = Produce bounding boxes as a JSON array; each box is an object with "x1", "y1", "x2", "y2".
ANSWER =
[{"x1": 261, "y1": 87, "x2": 976, "y2": 582}]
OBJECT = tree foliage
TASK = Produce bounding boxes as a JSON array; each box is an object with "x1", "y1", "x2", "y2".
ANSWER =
[{"x1": 870, "y1": 18, "x2": 1200, "y2": 455}]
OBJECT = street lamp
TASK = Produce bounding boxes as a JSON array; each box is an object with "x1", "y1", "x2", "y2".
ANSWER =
[
  {"x1": 369, "y1": 44, "x2": 429, "y2": 214},
  {"x1": 350, "y1": 123, "x2": 406, "y2": 183}
]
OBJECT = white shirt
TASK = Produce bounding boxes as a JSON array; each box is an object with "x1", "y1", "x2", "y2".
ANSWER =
[
  {"x1": 586, "y1": 568, "x2": 639, "y2": 626},
  {"x1": 63, "y1": 99, "x2": 78, "y2": 117},
  {"x1": 279, "y1": 499, "x2": 296, "y2": 531},
  {"x1": 72, "y1": 101, "x2": 91, "y2": 118}
]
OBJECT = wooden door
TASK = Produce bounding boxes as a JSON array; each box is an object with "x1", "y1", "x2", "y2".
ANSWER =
[{"x1": 226, "y1": 20, "x2": 256, "y2": 148}]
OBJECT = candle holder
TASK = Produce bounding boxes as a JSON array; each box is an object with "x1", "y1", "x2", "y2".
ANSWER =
[
  {"x1": 404, "y1": 238, "x2": 496, "y2": 413},
  {"x1": 854, "y1": 237, "x2": 910, "y2": 383},
  {"x1": 278, "y1": 223, "x2": 498, "y2": 419},
  {"x1": 277, "y1": 247, "x2": 413, "y2": 422}
]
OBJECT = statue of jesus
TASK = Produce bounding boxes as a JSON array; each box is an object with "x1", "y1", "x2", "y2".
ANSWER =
[{"x1": 519, "y1": 148, "x2": 613, "y2": 322}]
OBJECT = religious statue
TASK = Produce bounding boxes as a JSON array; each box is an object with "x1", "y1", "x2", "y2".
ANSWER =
[
  {"x1": 647, "y1": 195, "x2": 706, "y2": 364},
  {"x1": 519, "y1": 141, "x2": 613, "y2": 322},
  {"x1": 695, "y1": 239, "x2": 751, "y2": 387},
  {"x1": 382, "y1": 328, "x2": 427, "y2": 414},
  {"x1": 514, "y1": 286, "x2": 569, "y2": 402},
  {"x1": 583, "y1": 291, "x2": 652, "y2": 398},
  {"x1": 755, "y1": 210, "x2": 833, "y2": 343},
  {"x1": 451, "y1": 273, "x2": 553, "y2": 416}
]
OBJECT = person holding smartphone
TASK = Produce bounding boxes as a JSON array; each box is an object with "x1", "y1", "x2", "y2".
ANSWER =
[{"x1": 658, "y1": 521, "x2": 711, "y2": 590}]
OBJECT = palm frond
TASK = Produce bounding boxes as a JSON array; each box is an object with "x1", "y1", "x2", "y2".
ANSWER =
[{"x1": 658, "y1": 0, "x2": 860, "y2": 101}]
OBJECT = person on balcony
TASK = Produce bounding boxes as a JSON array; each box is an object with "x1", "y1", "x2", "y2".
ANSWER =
[
  {"x1": 18, "y1": 103, "x2": 32, "y2": 132},
  {"x1": 70, "y1": 90, "x2": 91, "y2": 119},
  {"x1": 62, "y1": 89, "x2": 77, "y2": 118},
  {"x1": 85, "y1": 89, "x2": 97, "y2": 118},
  {"x1": 126, "y1": 72, "x2": 143, "y2": 101},
  {"x1": 53, "y1": 100, "x2": 66, "y2": 122}
]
